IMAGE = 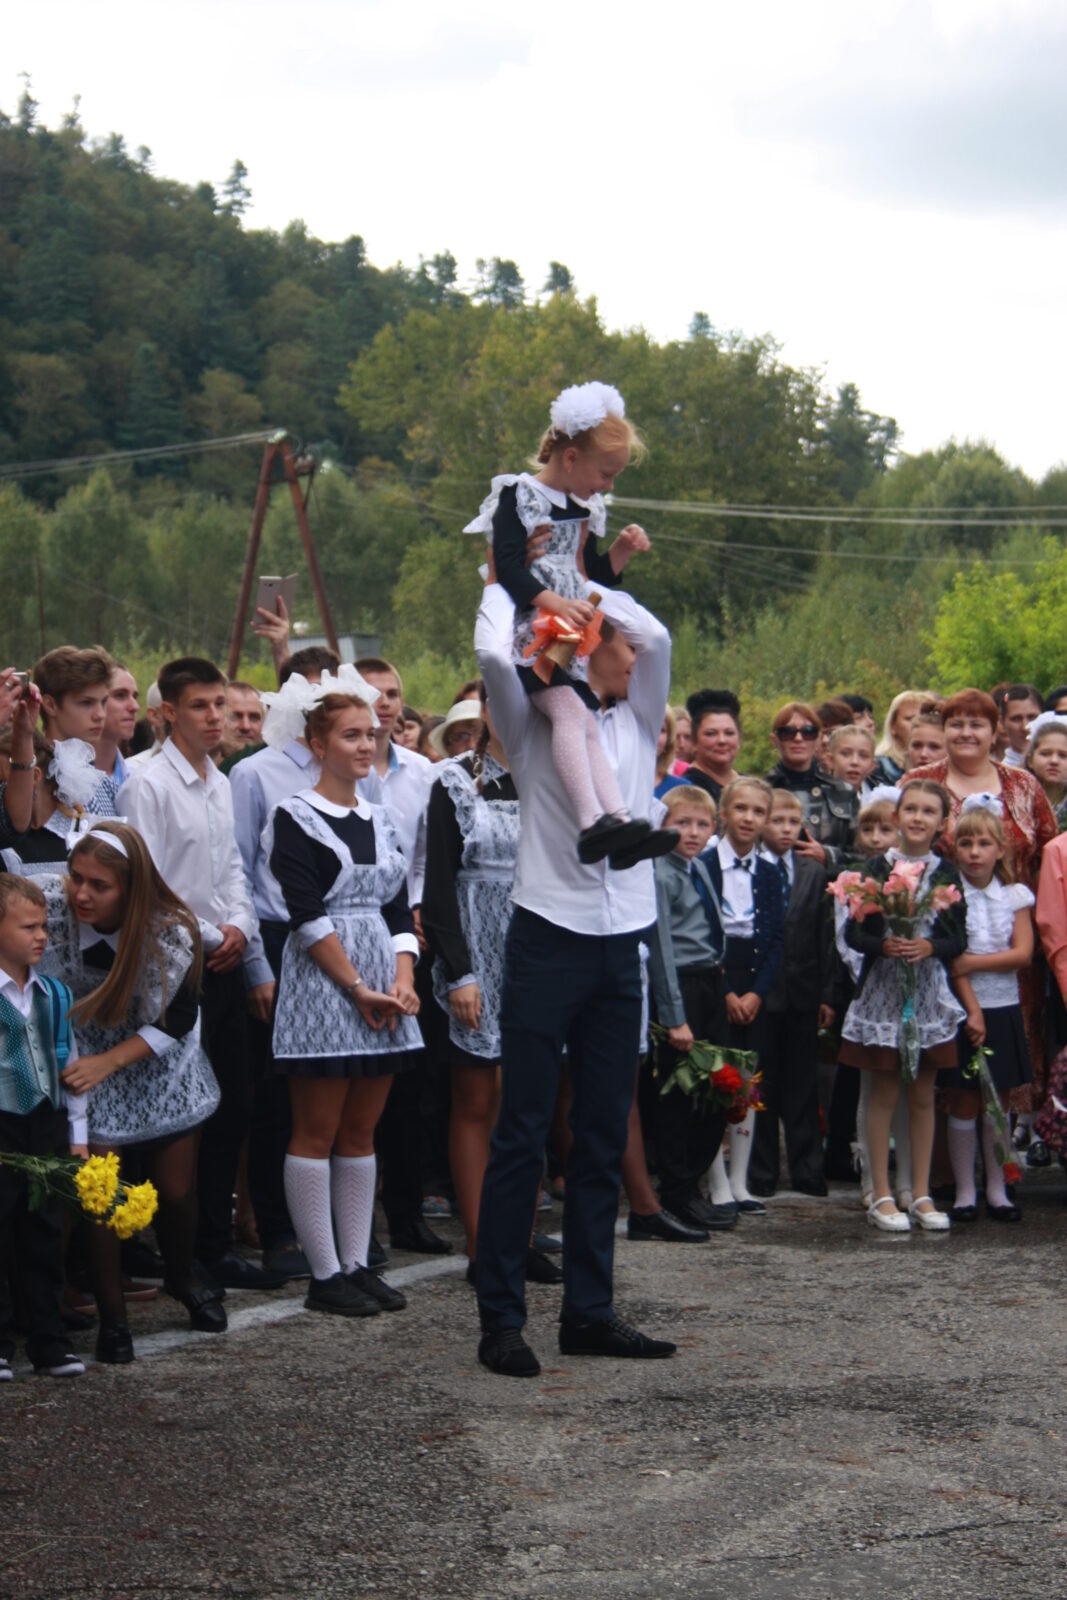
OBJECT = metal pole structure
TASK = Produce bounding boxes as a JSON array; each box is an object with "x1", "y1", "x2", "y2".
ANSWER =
[
  {"x1": 227, "y1": 442, "x2": 278, "y2": 679},
  {"x1": 280, "y1": 441, "x2": 340, "y2": 658},
  {"x1": 35, "y1": 556, "x2": 46, "y2": 655}
]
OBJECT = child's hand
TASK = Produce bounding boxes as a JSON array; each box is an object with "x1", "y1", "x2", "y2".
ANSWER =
[
  {"x1": 667, "y1": 1023, "x2": 694, "y2": 1053},
  {"x1": 795, "y1": 836, "x2": 828, "y2": 865},
  {"x1": 449, "y1": 982, "x2": 481, "y2": 1030},
  {"x1": 817, "y1": 1004, "x2": 835, "y2": 1030},
  {"x1": 725, "y1": 992, "x2": 747, "y2": 1024},
  {"x1": 70, "y1": 1143, "x2": 88, "y2": 1160},
  {"x1": 609, "y1": 524, "x2": 651, "y2": 574},
  {"x1": 738, "y1": 992, "x2": 762, "y2": 1023},
  {"x1": 542, "y1": 593, "x2": 596, "y2": 631},
  {"x1": 61, "y1": 1055, "x2": 116, "y2": 1093},
  {"x1": 897, "y1": 937, "x2": 933, "y2": 964},
  {"x1": 965, "y1": 1009, "x2": 986, "y2": 1046}
]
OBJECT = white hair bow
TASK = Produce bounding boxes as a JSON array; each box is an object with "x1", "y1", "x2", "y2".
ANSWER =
[
  {"x1": 866, "y1": 785, "x2": 901, "y2": 807},
  {"x1": 1027, "y1": 711, "x2": 1067, "y2": 745},
  {"x1": 549, "y1": 382, "x2": 625, "y2": 439},
  {"x1": 960, "y1": 792, "x2": 1003, "y2": 818}
]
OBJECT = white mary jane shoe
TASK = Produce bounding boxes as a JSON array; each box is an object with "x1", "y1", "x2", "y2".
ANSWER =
[
  {"x1": 908, "y1": 1196, "x2": 951, "y2": 1232},
  {"x1": 867, "y1": 1196, "x2": 911, "y2": 1233}
]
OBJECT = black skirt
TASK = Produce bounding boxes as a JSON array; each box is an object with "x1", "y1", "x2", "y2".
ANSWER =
[
  {"x1": 941, "y1": 1004, "x2": 1032, "y2": 1093},
  {"x1": 271, "y1": 1049, "x2": 419, "y2": 1082},
  {"x1": 517, "y1": 662, "x2": 601, "y2": 713}
]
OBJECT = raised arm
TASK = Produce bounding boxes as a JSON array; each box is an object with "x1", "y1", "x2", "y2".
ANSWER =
[
  {"x1": 474, "y1": 583, "x2": 530, "y2": 762},
  {"x1": 597, "y1": 588, "x2": 671, "y2": 743}
]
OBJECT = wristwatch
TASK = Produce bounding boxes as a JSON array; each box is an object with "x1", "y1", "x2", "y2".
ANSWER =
[
  {"x1": 8, "y1": 758, "x2": 35, "y2": 772},
  {"x1": 343, "y1": 977, "x2": 365, "y2": 998}
]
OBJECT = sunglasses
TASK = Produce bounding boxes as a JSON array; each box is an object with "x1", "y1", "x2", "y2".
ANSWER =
[{"x1": 778, "y1": 725, "x2": 819, "y2": 742}]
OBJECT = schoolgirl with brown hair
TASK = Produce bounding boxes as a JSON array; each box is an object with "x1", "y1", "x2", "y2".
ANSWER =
[{"x1": 38, "y1": 821, "x2": 223, "y2": 1362}]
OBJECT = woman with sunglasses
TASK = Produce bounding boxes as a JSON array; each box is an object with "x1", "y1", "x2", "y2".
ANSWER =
[{"x1": 766, "y1": 702, "x2": 857, "y2": 870}]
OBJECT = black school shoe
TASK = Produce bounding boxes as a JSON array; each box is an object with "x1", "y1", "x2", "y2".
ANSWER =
[
  {"x1": 198, "y1": 1251, "x2": 287, "y2": 1291},
  {"x1": 627, "y1": 1208, "x2": 709, "y2": 1243},
  {"x1": 388, "y1": 1216, "x2": 453, "y2": 1255},
  {"x1": 305, "y1": 1272, "x2": 380, "y2": 1317},
  {"x1": 986, "y1": 1201, "x2": 1022, "y2": 1222},
  {"x1": 577, "y1": 815, "x2": 652, "y2": 865},
  {"x1": 478, "y1": 1328, "x2": 541, "y2": 1378},
  {"x1": 526, "y1": 1247, "x2": 564, "y2": 1284},
  {"x1": 559, "y1": 1314, "x2": 676, "y2": 1360},
  {"x1": 95, "y1": 1324, "x2": 135, "y2": 1365},
  {"x1": 347, "y1": 1265, "x2": 407, "y2": 1311},
  {"x1": 610, "y1": 827, "x2": 681, "y2": 871},
  {"x1": 168, "y1": 1279, "x2": 228, "y2": 1333}
]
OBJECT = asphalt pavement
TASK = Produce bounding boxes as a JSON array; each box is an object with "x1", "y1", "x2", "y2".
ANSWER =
[{"x1": 3, "y1": 1174, "x2": 1065, "y2": 1600}]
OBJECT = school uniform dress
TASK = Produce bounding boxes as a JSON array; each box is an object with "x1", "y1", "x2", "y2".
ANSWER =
[
  {"x1": 37, "y1": 876, "x2": 219, "y2": 1147},
  {"x1": 750, "y1": 850, "x2": 833, "y2": 1192},
  {"x1": 840, "y1": 851, "x2": 967, "y2": 1073},
  {"x1": 267, "y1": 792, "x2": 422, "y2": 1078},
  {"x1": 421, "y1": 753, "x2": 521, "y2": 1067},
  {"x1": 466, "y1": 472, "x2": 620, "y2": 711},
  {"x1": 945, "y1": 879, "x2": 1034, "y2": 1091}
]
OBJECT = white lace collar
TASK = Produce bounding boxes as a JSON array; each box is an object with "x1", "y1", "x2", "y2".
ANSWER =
[{"x1": 300, "y1": 789, "x2": 372, "y2": 822}]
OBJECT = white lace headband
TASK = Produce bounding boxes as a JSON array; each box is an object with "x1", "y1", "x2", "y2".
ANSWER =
[
  {"x1": 1028, "y1": 711, "x2": 1067, "y2": 745},
  {"x1": 67, "y1": 823, "x2": 130, "y2": 860},
  {"x1": 959, "y1": 793, "x2": 1003, "y2": 819},
  {"x1": 549, "y1": 382, "x2": 625, "y2": 440}
]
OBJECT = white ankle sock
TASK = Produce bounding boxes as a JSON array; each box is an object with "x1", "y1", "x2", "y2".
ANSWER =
[
  {"x1": 708, "y1": 1147, "x2": 734, "y2": 1206},
  {"x1": 728, "y1": 1108, "x2": 756, "y2": 1202},
  {"x1": 982, "y1": 1116, "x2": 1010, "y2": 1207},
  {"x1": 947, "y1": 1116, "x2": 977, "y2": 1209},
  {"x1": 283, "y1": 1155, "x2": 341, "y2": 1280},
  {"x1": 331, "y1": 1154, "x2": 377, "y2": 1272}
]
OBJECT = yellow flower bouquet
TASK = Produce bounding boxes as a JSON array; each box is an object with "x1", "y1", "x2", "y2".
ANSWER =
[{"x1": 0, "y1": 1149, "x2": 158, "y2": 1237}]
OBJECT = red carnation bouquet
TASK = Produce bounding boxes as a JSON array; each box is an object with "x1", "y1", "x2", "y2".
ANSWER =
[{"x1": 650, "y1": 1027, "x2": 762, "y2": 1122}]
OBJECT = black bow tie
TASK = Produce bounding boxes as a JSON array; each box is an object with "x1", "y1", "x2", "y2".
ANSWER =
[{"x1": 733, "y1": 856, "x2": 753, "y2": 873}]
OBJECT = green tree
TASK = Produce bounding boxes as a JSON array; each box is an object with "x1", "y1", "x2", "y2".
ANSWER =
[
  {"x1": 544, "y1": 262, "x2": 573, "y2": 295},
  {"x1": 222, "y1": 158, "x2": 251, "y2": 216},
  {"x1": 927, "y1": 535, "x2": 1067, "y2": 690},
  {"x1": 474, "y1": 257, "x2": 524, "y2": 309}
]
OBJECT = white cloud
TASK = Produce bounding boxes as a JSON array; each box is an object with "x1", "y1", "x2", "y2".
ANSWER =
[{"x1": 6, "y1": 0, "x2": 1065, "y2": 478}]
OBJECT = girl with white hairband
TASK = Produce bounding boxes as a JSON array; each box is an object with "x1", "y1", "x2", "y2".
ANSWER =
[
  {"x1": 37, "y1": 821, "x2": 223, "y2": 1363},
  {"x1": 0, "y1": 732, "x2": 118, "y2": 876},
  {"x1": 464, "y1": 381, "x2": 675, "y2": 871},
  {"x1": 1025, "y1": 712, "x2": 1067, "y2": 833},
  {"x1": 943, "y1": 795, "x2": 1034, "y2": 1222}
]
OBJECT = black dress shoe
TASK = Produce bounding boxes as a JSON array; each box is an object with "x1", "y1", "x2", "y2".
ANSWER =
[
  {"x1": 792, "y1": 1178, "x2": 829, "y2": 1197},
  {"x1": 96, "y1": 1324, "x2": 135, "y2": 1365},
  {"x1": 305, "y1": 1272, "x2": 380, "y2": 1317},
  {"x1": 367, "y1": 1232, "x2": 388, "y2": 1270},
  {"x1": 168, "y1": 1280, "x2": 228, "y2": 1333},
  {"x1": 986, "y1": 1201, "x2": 1022, "y2": 1222},
  {"x1": 627, "y1": 1208, "x2": 709, "y2": 1243},
  {"x1": 1026, "y1": 1138, "x2": 1051, "y2": 1168},
  {"x1": 526, "y1": 1247, "x2": 564, "y2": 1284},
  {"x1": 559, "y1": 1313, "x2": 676, "y2": 1360},
  {"x1": 347, "y1": 1264, "x2": 407, "y2": 1311},
  {"x1": 678, "y1": 1196, "x2": 737, "y2": 1231},
  {"x1": 735, "y1": 1198, "x2": 767, "y2": 1216},
  {"x1": 577, "y1": 815, "x2": 650, "y2": 865},
  {"x1": 609, "y1": 826, "x2": 681, "y2": 871},
  {"x1": 199, "y1": 1251, "x2": 287, "y2": 1291},
  {"x1": 531, "y1": 1230, "x2": 563, "y2": 1253},
  {"x1": 747, "y1": 1179, "x2": 776, "y2": 1198},
  {"x1": 950, "y1": 1203, "x2": 979, "y2": 1223},
  {"x1": 389, "y1": 1216, "x2": 453, "y2": 1255},
  {"x1": 478, "y1": 1327, "x2": 541, "y2": 1377},
  {"x1": 262, "y1": 1242, "x2": 311, "y2": 1280}
]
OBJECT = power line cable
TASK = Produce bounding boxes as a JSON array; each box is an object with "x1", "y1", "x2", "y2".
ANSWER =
[{"x1": 0, "y1": 431, "x2": 278, "y2": 483}]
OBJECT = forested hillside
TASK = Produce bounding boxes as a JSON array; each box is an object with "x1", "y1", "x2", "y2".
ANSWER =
[{"x1": 2, "y1": 90, "x2": 1064, "y2": 719}]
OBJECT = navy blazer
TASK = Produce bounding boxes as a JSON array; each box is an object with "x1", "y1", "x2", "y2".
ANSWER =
[
  {"x1": 704, "y1": 848, "x2": 785, "y2": 999},
  {"x1": 765, "y1": 854, "x2": 835, "y2": 1014}
]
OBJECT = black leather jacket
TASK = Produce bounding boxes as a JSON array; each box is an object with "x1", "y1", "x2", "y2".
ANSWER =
[{"x1": 766, "y1": 762, "x2": 858, "y2": 870}]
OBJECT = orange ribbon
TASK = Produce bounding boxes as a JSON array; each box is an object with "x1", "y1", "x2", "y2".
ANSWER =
[{"x1": 522, "y1": 607, "x2": 604, "y2": 685}]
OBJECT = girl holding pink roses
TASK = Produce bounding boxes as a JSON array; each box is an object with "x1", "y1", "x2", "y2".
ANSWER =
[{"x1": 835, "y1": 781, "x2": 967, "y2": 1233}]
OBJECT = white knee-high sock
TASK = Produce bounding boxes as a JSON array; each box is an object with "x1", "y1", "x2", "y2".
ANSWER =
[
  {"x1": 947, "y1": 1115, "x2": 978, "y2": 1209},
  {"x1": 982, "y1": 1117, "x2": 1010, "y2": 1207},
  {"x1": 582, "y1": 709, "x2": 629, "y2": 819},
  {"x1": 728, "y1": 1108, "x2": 756, "y2": 1202},
  {"x1": 708, "y1": 1147, "x2": 734, "y2": 1206},
  {"x1": 331, "y1": 1154, "x2": 377, "y2": 1272},
  {"x1": 283, "y1": 1155, "x2": 341, "y2": 1281}
]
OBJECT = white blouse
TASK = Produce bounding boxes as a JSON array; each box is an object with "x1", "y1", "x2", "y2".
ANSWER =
[{"x1": 962, "y1": 877, "x2": 1034, "y2": 1009}]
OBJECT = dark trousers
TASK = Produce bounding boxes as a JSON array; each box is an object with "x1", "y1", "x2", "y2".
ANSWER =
[
  {"x1": 0, "y1": 1103, "x2": 69, "y2": 1366},
  {"x1": 723, "y1": 937, "x2": 768, "y2": 1060},
  {"x1": 655, "y1": 965, "x2": 728, "y2": 1210},
  {"x1": 246, "y1": 921, "x2": 295, "y2": 1252},
  {"x1": 196, "y1": 965, "x2": 251, "y2": 1263},
  {"x1": 825, "y1": 1063, "x2": 861, "y2": 1172},
  {"x1": 377, "y1": 950, "x2": 448, "y2": 1232},
  {"x1": 750, "y1": 1008, "x2": 824, "y2": 1190},
  {"x1": 476, "y1": 908, "x2": 642, "y2": 1332}
]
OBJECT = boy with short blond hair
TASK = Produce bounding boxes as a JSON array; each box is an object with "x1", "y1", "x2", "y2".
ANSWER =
[{"x1": 0, "y1": 874, "x2": 86, "y2": 1378}]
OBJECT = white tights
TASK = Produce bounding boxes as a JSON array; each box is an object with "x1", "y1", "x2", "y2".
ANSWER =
[{"x1": 535, "y1": 686, "x2": 628, "y2": 832}]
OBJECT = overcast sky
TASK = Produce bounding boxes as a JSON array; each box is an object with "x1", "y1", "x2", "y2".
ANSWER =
[{"x1": 7, "y1": 0, "x2": 1065, "y2": 480}]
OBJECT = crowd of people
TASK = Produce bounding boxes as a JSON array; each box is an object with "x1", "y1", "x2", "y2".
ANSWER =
[{"x1": 1, "y1": 384, "x2": 1066, "y2": 1383}]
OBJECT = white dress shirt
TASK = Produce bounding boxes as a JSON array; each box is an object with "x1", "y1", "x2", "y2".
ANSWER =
[
  {"x1": 716, "y1": 836, "x2": 757, "y2": 938},
  {"x1": 118, "y1": 739, "x2": 258, "y2": 955},
  {"x1": 357, "y1": 742, "x2": 432, "y2": 907},
  {"x1": 475, "y1": 583, "x2": 669, "y2": 937},
  {"x1": 962, "y1": 877, "x2": 1035, "y2": 1008},
  {"x1": 230, "y1": 739, "x2": 320, "y2": 987},
  {"x1": 76, "y1": 923, "x2": 173, "y2": 1057},
  {"x1": 0, "y1": 967, "x2": 86, "y2": 1144}
]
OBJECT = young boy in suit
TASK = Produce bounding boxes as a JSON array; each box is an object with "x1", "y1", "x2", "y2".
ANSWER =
[
  {"x1": 750, "y1": 789, "x2": 835, "y2": 1197},
  {"x1": 703, "y1": 778, "x2": 785, "y2": 1212},
  {"x1": 647, "y1": 786, "x2": 730, "y2": 1232}
]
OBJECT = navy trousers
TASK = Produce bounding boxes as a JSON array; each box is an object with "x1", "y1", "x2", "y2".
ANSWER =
[{"x1": 476, "y1": 907, "x2": 643, "y2": 1332}]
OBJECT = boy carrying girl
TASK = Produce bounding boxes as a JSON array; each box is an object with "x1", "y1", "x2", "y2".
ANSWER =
[{"x1": 0, "y1": 873, "x2": 86, "y2": 1379}]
